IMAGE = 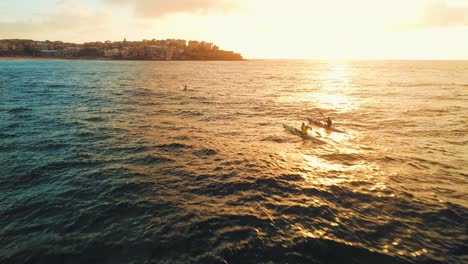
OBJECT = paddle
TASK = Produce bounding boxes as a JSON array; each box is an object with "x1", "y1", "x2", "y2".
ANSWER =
[{"x1": 318, "y1": 110, "x2": 326, "y2": 121}]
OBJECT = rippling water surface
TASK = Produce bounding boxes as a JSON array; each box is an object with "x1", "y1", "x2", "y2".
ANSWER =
[{"x1": 0, "y1": 60, "x2": 467, "y2": 263}]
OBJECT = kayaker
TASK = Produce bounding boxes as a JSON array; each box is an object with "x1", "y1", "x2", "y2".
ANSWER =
[
  {"x1": 326, "y1": 117, "x2": 332, "y2": 128},
  {"x1": 301, "y1": 122, "x2": 311, "y2": 135}
]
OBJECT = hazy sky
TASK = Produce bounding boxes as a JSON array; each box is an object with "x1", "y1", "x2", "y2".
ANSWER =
[{"x1": 1, "y1": 0, "x2": 467, "y2": 59}]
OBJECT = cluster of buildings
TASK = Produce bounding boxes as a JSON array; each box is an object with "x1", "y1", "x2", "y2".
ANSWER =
[{"x1": 0, "y1": 38, "x2": 243, "y2": 61}]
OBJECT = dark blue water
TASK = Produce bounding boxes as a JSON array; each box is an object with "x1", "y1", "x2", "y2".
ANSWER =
[{"x1": 1, "y1": 60, "x2": 467, "y2": 263}]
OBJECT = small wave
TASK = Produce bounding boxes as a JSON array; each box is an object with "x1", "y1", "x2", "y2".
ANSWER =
[
  {"x1": 261, "y1": 135, "x2": 289, "y2": 143},
  {"x1": 193, "y1": 147, "x2": 218, "y2": 156},
  {"x1": 84, "y1": 116, "x2": 106, "y2": 122},
  {"x1": 277, "y1": 173, "x2": 303, "y2": 182},
  {"x1": 132, "y1": 89, "x2": 156, "y2": 97},
  {"x1": 35, "y1": 160, "x2": 98, "y2": 172},
  {"x1": 179, "y1": 110, "x2": 204, "y2": 116},
  {"x1": 193, "y1": 213, "x2": 272, "y2": 230},
  {"x1": 157, "y1": 143, "x2": 193, "y2": 150},
  {"x1": 47, "y1": 83, "x2": 63, "y2": 88},
  {"x1": 220, "y1": 131, "x2": 241, "y2": 136},
  {"x1": 404, "y1": 108, "x2": 450, "y2": 116},
  {"x1": 276, "y1": 203, "x2": 333, "y2": 218},
  {"x1": 101, "y1": 181, "x2": 150, "y2": 198},
  {"x1": 286, "y1": 238, "x2": 408, "y2": 264},
  {"x1": 140, "y1": 101, "x2": 159, "y2": 106},
  {"x1": 387, "y1": 81, "x2": 454, "y2": 88},
  {"x1": 0, "y1": 144, "x2": 17, "y2": 152},
  {"x1": 188, "y1": 96, "x2": 209, "y2": 100},
  {"x1": 443, "y1": 139, "x2": 468, "y2": 146},
  {"x1": 378, "y1": 156, "x2": 402, "y2": 162},
  {"x1": 187, "y1": 180, "x2": 252, "y2": 196},
  {"x1": 7, "y1": 107, "x2": 31, "y2": 113},
  {"x1": 253, "y1": 177, "x2": 301, "y2": 196},
  {"x1": 409, "y1": 157, "x2": 454, "y2": 169},
  {"x1": 14, "y1": 160, "x2": 98, "y2": 185},
  {"x1": 221, "y1": 159, "x2": 244, "y2": 166},
  {"x1": 152, "y1": 109, "x2": 170, "y2": 114},
  {"x1": 63, "y1": 200, "x2": 170, "y2": 234},
  {"x1": 129, "y1": 154, "x2": 175, "y2": 165},
  {"x1": 172, "y1": 135, "x2": 190, "y2": 140},
  {"x1": 82, "y1": 166, "x2": 148, "y2": 181},
  {"x1": 407, "y1": 161, "x2": 429, "y2": 170},
  {"x1": 76, "y1": 130, "x2": 96, "y2": 137},
  {"x1": 194, "y1": 234, "x2": 409, "y2": 264},
  {"x1": 110, "y1": 145, "x2": 153, "y2": 154},
  {"x1": 320, "y1": 153, "x2": 364, "y2": 165},
  {"x1": 0, "y1": 132, "x2": 15, "y2": 139},
  {"x1": 400, "y1": 204, "x2": 466, "y2": 225},
  {"x1": 28, "y1": 142, "x2": 69, "y2": 151},
  {"x1": 200, "y1": 116, "x2": 224, "y2": 122},
  {"x1": 75, "y1": 130, "x2": 111, "y2": 141}
]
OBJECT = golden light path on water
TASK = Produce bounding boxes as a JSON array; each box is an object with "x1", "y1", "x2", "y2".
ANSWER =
[
  {"x1": 276, "y1": 61, "x2": 357, "y2": 113},
  {"x1": 269, "y1": 61, "x2": 404, "y2": 254},
  {"x1": 1, "y1": 60, "x2": 466, "y2": 263},
  {"x1": 313, "y1": 61, "x2": 357, "y2": 112},
  {"x1": 278, "y1": 61, "x2": 367, "y2": 171}
]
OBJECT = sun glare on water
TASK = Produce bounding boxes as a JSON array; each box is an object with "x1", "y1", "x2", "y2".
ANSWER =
[{"x1": 278, "y1": 61, "x2": 357, "y2": 112}]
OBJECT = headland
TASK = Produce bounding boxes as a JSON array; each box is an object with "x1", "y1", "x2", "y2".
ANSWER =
[{"x1": 0, "y1": 38, "x2": 243, "y2": 61}]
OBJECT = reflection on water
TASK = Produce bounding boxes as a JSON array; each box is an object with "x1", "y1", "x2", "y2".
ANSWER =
[
  {"x1": 276, "y1": 91, "x2": 357, "y2": 113},
  {"x1": 278, "y1": 61, "x2": 357, "y2": 112},
  {"x1": 317, "y1": 61, "x2": 356, "y2": 112},
  {"x1": 311, "y1": 92, "x2": 357, "y2": 112},
  {"x1": 303, "y1": 154, "x2": 346, "y2": 172},
  {"x1": 0, "y1": 60, "x2": 467, "y2": 264},
  {"x1": 318, "y1": 61, "x2": 352, "y2": 90}
]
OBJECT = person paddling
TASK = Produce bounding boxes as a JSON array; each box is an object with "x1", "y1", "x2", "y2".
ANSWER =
[
  {"x1": 183, "y1": 84, "x2": 188, "y2": 92},
  {"x1": 326, "y1": 117, "x2": 332, "y2": 128},
  {"x1": 318, "y1": 111, "x2": 333, "y2": 129},
  {"x1": 301, "y1": 122, "x2": 311, "y2": 135}
]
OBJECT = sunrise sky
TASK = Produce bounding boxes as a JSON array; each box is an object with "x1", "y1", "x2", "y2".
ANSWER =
[{"x1": 1, "y1": 0, "x2": 467, "y2": 59}]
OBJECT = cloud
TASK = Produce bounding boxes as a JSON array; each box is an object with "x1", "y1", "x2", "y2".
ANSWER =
[
  {"x1": 103, "y1": 0, "x2": 243, "y2": 17},
  {"x1": 421, "y1": 0, "x2": 468, "y2": 27},
  {"x1": 0, "y1": 2, "x2": 111, "y2": 41}
]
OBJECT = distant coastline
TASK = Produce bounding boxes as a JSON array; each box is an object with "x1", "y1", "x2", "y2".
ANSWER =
[
  {"x1": 0, "y1": 38, "x2": 244, "y2": 61},
  {"x1": 0, "y1": 56, "x2": 247, "y2": 62},
  {"x1": 0, "y1": 56, "x2": 66, "y2": 61}
]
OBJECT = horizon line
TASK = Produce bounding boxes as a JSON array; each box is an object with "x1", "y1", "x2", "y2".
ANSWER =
[{"x1": 244, "y1": 58, "x2": 468, "y2": 61}]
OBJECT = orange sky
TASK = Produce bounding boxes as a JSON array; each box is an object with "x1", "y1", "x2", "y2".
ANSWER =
[{"x1": 1, "y1": 0, "x2": 467, "y2": 59}]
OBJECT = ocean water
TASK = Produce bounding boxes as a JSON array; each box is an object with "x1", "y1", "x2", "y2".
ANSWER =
[{"x1": 0, "y1": 60, "x2": 467, "y2": 264}]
